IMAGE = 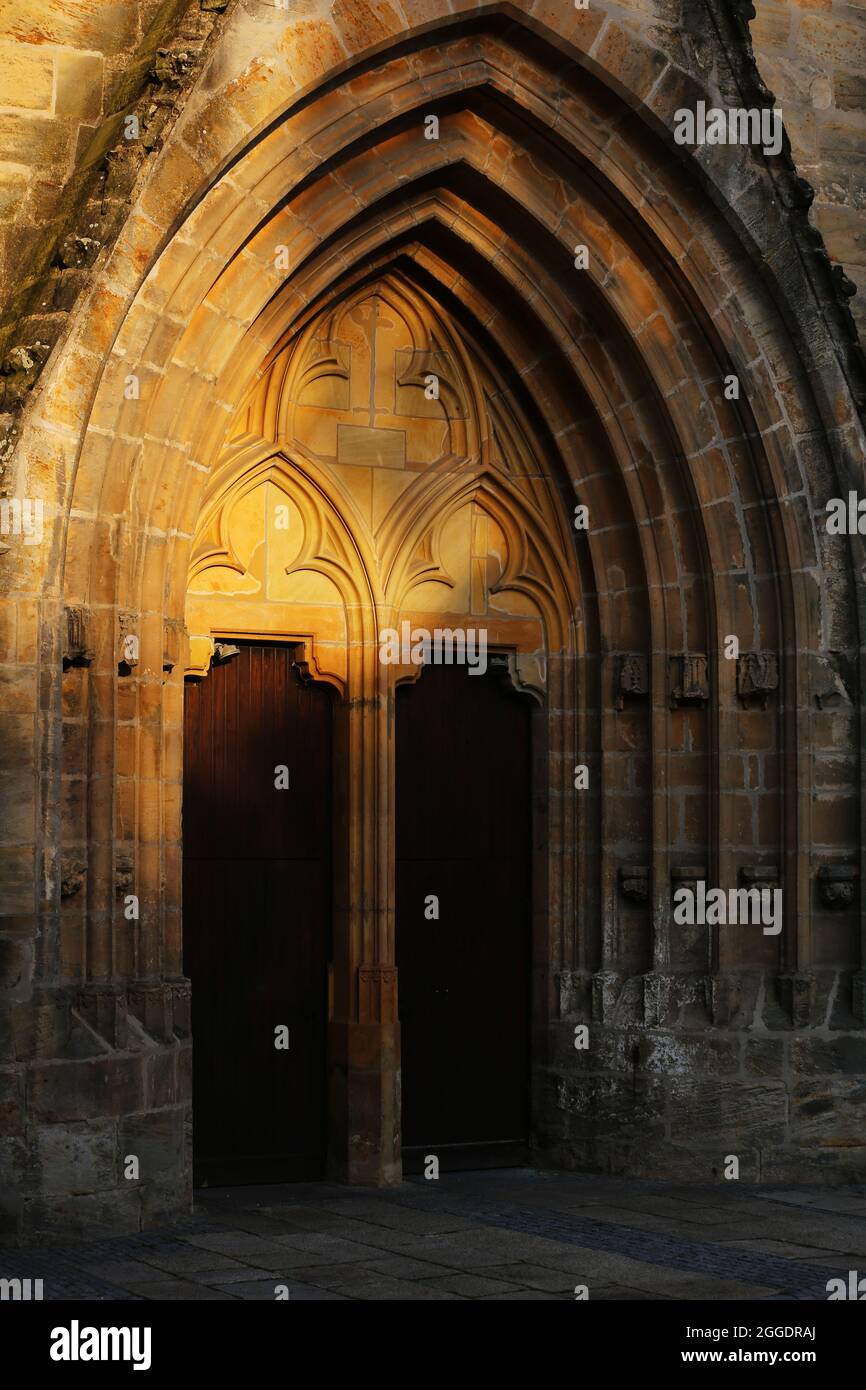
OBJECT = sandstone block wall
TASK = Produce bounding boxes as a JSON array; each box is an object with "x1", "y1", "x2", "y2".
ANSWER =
[{"x1": 752, "y1": 0, "x2": 866, "y2": 337}]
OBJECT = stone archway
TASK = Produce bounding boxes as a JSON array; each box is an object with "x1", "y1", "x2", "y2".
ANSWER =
[
  {"x1": 4, "y1": 3, "x2": 866, "y2": 1238},
  {"x1": 181, "y1": 272, "x2": 579, "y2": 1183}
]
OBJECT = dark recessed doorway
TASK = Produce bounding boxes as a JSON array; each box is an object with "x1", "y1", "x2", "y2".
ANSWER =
[
  {"x1": 183, "y1": 641, "x2": 332, "y2": 1186},
  {"x1": 396, "y1": 661, "x2": 532, "y2": 1173}
]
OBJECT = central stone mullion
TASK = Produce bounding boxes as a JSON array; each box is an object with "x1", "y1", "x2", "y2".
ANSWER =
[{"x1": 327, "y1": 634, "x2": 401, "y2": 1186}]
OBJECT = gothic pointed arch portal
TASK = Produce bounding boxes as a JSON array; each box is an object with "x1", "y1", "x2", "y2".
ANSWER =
[
  {"x1": 184, "y1": 274, "x2": 577, "y2": 1180},
  {"x1": 9, "y1": 3, "x2": 860, "y2": 1233}
]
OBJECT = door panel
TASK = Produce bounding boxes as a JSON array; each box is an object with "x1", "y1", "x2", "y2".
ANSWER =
[
  {"x1": 183, "y1": 642, "x2": 332, "y2": 1185},
  {"x1": 396, "y1": 662, "x2": 532, "y2": 1171}
]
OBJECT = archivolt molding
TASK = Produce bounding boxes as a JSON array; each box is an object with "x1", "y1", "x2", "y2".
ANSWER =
[
  {"x1": 55, "y1": 25, "x2": 854, "y2": 662},
  {"x1": 29, "y1": 4, "x2": 864, "y2": 1013}
]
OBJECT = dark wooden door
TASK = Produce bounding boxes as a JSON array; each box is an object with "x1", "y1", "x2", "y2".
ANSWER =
[
  {"x1": 396, "y1": 662, "x2": 532, "y2": 1171},
  {"x1": 183, "y1": 643, "x2": 332, "y2": 1185}
]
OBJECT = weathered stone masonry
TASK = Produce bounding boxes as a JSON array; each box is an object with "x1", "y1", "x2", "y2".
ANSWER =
[{"x1": 1, "y1": 0, "x2": 866, "y2": 1243}]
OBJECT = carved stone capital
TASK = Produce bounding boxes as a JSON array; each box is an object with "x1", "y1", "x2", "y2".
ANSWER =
[
  {"x1": 616, "y1": 653, "x2": 649, "y2": 709},
  {"x1": 739, "y1": 864, "x2": 780, "y2": 893},
  {"x1": 817, "y1": 864, "x2": 858, "y2": 909},
  {"x1": 669, "y1": 653, "x2": 709, "y2": 708},
  {"x1": 619, "y1": 865, "x2": 650, "y2": 903},
  {"x1": 736, "y1": 651, "x2": 778, "y2": 707},
  {"x1": 671, "y1": 864, "x2": 707, "y2": 899}
]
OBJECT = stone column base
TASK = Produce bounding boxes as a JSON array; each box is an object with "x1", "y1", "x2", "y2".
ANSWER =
[{"x1": 327, "y1": 1018, "x2": 401, "y2": 1186}]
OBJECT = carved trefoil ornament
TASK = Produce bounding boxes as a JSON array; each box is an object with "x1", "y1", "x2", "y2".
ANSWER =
[
  {"x1": 616, "y1": 653, "x2": 649, "y2": 710},
  {"x1": 817, "y1": 865, "x2": 858, "y2": 909},
  {"x1": 736, "y1": 651, "x2": 779, "y2": 707},
  {"x1": 669, "y1": 653, "x2": 709, "y2": 708}
]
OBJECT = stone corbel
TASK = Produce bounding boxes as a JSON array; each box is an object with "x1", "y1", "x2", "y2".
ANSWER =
[
  {"x1": 740, "y1": 864, "x2": 780, "y2": 893},
  {"x1": 671, "y1": 864, "x2": 707, "y2": 901},
  {"x1": 212, "y1": 641, "x2": 240, "y2": 665},
  {"x1": 619, "y1": 865, "x2": 650, "y2": 904},
  {"x1": 62, "y1": 606, "x2": 94, "y2": 669},
  {"x1": 616, "y1": 654, "x2": 649, "y2": 710},
  {"x1": 817, "y1": 864, "x2": 858, "y2": 909},
  {"x1": 736, "y1": 652, "x2": 779, "y2": 708},
  {"x1": 669, "y1": 653, "x2": 709, "y2": 709},
  {"x1": 483, "y1": 649, "x2": 545, "y2": 703}
]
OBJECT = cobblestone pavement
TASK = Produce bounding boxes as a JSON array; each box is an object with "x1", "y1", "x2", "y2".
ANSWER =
[{"x1": 4, "y1": 1169, "x2": 866, "y2": 1300}]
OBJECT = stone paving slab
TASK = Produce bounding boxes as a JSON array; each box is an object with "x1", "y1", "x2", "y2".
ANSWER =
[
  {"x1": 4, "y1": 1169, "x2": 866, "y2": 1300},
  {"x1": 208, "y1": 1278, "x2": 348, "y2": 1300},
  {"x1": 415, "y1": 1271, "x2": 519, "y2": 1296},
  {"x1": 357, "y1": 1253, "x2": 460, "y2": 1279},
  {"x1": 477, "y1": 1262, "x2": 578, "y2": 1292},
  {"x1": 479, "y1": 1289, "x2": 562, "y2": 1300},
  {"x1": 137, "y1": 1280, "x2": 237, "y2": 1301},
  {"x1": 182, "y1": 1232, "x2": 308, "y2": 1262}
]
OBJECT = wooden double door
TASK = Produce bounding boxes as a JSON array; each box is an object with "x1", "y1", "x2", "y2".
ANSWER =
[{"x1": 183, "y1": 643, "x2": 532, "y2": 1184}]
